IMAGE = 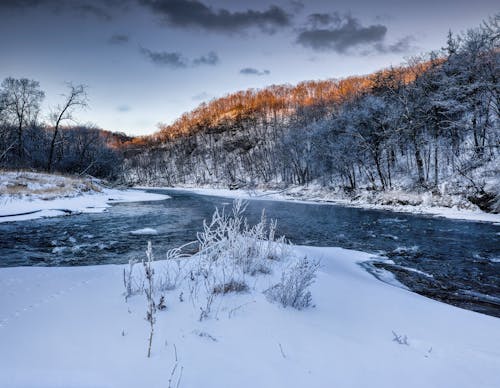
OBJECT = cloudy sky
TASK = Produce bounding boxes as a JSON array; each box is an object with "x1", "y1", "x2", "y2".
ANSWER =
[{"x1": 0, "y1": 0, "x2": 497, "y2": 135}]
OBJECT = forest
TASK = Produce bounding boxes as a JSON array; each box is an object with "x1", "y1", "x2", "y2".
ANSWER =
[
  {"x1": 123, "y1": 18, "x2": 499, "y2": 211},
  {"x1": 0, "y1": 81, "x2": 130, "y2": 179}
]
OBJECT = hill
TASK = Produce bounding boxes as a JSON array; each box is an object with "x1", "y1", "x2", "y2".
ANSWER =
[{"x1": 123, "y1": 20, "x2": 499, "y2": 213}]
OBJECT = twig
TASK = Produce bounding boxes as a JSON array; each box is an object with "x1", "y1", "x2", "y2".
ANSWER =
[
  {"x1": 278, "y1": 343, "x2": 287, "y2": 359},
  {"x1": 228, "y1": 300, "x2": 256, "y2": 319},
  {"x1": 168, "y1": 363, "x2": 178, "y2": 388},
  {"x1": 176, "y1": 366, "x2": 184, "y2": 388}
]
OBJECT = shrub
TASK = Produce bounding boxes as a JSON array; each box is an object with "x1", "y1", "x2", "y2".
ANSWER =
[
  {"x1": 123, "y1": 258, "x2": 141, "y2": 300},
  {"x1": 265, "y1": 256, "x2": 320, "y2": 310}
]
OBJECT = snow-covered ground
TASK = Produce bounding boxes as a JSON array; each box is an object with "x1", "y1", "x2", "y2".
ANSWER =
[
  {"x1": 0, "y1": 245, "x2": 498, "y2": 388},
  {"x1": 1, "y1": 176, "x2": 498, "y2": 387},
  {"x1": 159, "y1": 186, "x2": 500, "y2": 223},
  {"x1": 0, "y1": 172, "x2": 169, "y2": 223}
]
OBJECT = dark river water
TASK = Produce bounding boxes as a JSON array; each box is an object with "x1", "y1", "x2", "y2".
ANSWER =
[{"x1": 1, "y1": 189, "x2": 499, "y2": 317}]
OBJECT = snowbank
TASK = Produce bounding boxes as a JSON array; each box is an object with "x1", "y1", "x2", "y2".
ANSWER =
[
  {"x1": 159, "y1": 186, "x2": 500, "y2": 223},
  {"x1": 0, "y1": 172, "x2": 169, "y2": 223},
  {"x1": 0, "y1": 246, "x2": 498, "y2": 388}
]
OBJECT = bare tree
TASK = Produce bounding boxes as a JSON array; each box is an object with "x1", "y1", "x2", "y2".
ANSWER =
[
  {"x1": 0, "y1": 77, "x2": 45, "y2": 162},
  {"x1": 47, "y1": 83, "x2": 88, "y2": 172}
]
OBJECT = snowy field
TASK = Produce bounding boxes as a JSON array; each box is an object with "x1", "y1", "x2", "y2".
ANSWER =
[
  {"x1": 159, "y1": 186, "x2": 500, "y2": 224},
  {"x1": 0, "y1": 245, "x2": 499, "y2": 388},
  {"x1": 0, "y1": 172, "x2": 169, "y2": 223}
]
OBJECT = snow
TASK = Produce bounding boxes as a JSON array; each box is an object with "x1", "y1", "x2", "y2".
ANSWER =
[
  {"x1": 156, "y1": 186, "x2": 500, "y2": 224},
  {"x1": 0, "y1": 172, "x2": 169, "y2": 223},
  {"x1": 0, "y1": 245, "x2": 499, "y2": 388}
]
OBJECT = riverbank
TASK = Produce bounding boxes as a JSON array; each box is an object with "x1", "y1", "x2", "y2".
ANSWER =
[
  {"x1": 0, "y1": 171, "x2": 169, "y2": 223},
  {"x1": 0, "y1": 244, "x2": 498, "y2": 388},
  {"x1": 158, "y1": 186, "x2": 500, "y2": 224}
]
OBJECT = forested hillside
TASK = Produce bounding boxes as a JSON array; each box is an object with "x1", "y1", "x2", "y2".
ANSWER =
[{"x1": 124, "y1": 18, "x2": 499, "y2": 212}]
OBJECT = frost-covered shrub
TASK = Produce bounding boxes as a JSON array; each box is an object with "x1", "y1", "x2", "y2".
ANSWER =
[
  {"x1": 123, "y1": 258, "x2": 142, "y2": 300},
  {"x1": 265, "y1": 256, "x2": 320, "y2": 310},
  {"x1": 196, "y1": 199, "x2": 289, "y2": 268},
  {"x1": 245, "y1": 259, "x2": 272, "y2": 276},
  {"x1": 126, "y1": 200, "x2": 299, "y2": 327},
  {"x1": 123, "y1": 242, "x2": 192, "y2": 299},
  {"x1": 190, "y1": 199, "x2": 291, "y2": 319},
  {"x1": 156, "y1": 242, "x2": 192, "y2": 291},
  {"x1": 143, "y1": 241, "x2": 156, "y2": 358}
]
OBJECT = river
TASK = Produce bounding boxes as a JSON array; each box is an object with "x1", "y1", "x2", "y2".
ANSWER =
[{"x1": 0, "y1": 189, "x2": 499, "y2": 317}]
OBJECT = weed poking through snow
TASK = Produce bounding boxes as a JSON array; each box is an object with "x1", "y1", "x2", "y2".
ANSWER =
[{"x1": 265, "y1": 256, "x2": 320, "y2": 310}]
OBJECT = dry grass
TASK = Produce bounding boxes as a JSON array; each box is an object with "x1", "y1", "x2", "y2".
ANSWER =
[{"x1": 0, "y1": 171, "x2": 103, "y2": 199}]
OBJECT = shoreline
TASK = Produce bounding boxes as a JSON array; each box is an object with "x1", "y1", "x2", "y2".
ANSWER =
[
  {"x1": 0, "y1": 188, "x2": 169, "y2": 223},
  {"x1": 145, "y1": 185, "x2": 500, "y2": 224},
  {"x1": 0, "y1": 171, "x2": 170, "y2": 223}
]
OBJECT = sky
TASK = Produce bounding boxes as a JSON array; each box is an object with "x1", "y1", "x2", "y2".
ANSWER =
[{"x1": 0, "y1": 0, "x2": 497, "y2": 136}]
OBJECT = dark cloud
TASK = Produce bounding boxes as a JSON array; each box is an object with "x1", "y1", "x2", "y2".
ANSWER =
[
  {"x1": 0, "y1": 0, "x2": 124, "y2": 21},
  {"x1": 239, "y1": 67, "x2": 270, "y2": 76},
  {"x1": 192, "y1": 51, "x2": 219, "y2": 66},
  {"x1": 140, "y1": 47, "x2": 220, "y2": 68},
  {"x1": 0, "y1": 0, "x2": 45, "y2": 6},
  {"x1": 140, "y1": 47, "x2": 188, "y2": 68},
  {"x1": 2, "y1": 0, "x2": 291, "y2": 32},
  {"x1": 0, "y1": 0, "x2": 62, "y2": 9},
  {"x1": 108, "y1": 34, "x2": 130, "y2": 45},
  {"x1": 296, "y1": 13, "x2": 388, "y2": 53},
  {"x1": 139, "y1": 0, "x2": 291, "y2": 34},
  {"x1": 307, "y1": 13, "x2": 341, "y2": 27}
]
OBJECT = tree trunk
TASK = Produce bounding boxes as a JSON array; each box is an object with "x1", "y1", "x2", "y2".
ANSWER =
[
  {"x1": 412, "y1": 133, "x2": 425, "y2": 186},
  {"x1": 47, "y1": 126, "x2": 59, "y2": 173},
  {"x1": 434, "y1": 139, "x2": 439, "y2": 188},
  {"x1": 17, "y1": 121, "x2": 23, "y2": 161},
  {"x1": 372, "y1": 148, "x2": 386, "y2": 190}
]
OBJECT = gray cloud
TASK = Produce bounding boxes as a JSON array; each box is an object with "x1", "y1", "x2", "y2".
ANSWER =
[
  {"x1": 239, "y1": 67, "x2": 270, "y2": 76},
  {"x1": 1, "y1": 0, "x2": 292, "y2": 32},
  {"x1": 0, "y1": 0, "x2": 48, "y2": 7},
  {"x1": 0, "y1": 0, "x2": 125, "y2": 20},
  {"x1": 108, "y1": 34, "x2": 130, "y2": 45},
  {"x1": 373, "y1": 36, "x2": 415, "y2": 54},
  {"x1": 193, "y1": 51, "x2": 219, "y2": 66},
  {"x1": 192, "y1": 91, "x2": 211, "y2": 101},
  {"x1": 140, "y1": 47, "x2": 188, "y2": 68},
  {"x1": 139, "y1": 0, "x2": 291, "y2": 34},
  {"x1": 289, "y1": 1, "x2": 304, "y2": 13},
  {"x1": 117, "y1": 104, "x2": 131, "y2": 112},
  {"x1": 75, "y1": 3, "x2": 112, "y2": 20},
  {"x1": 140, "y1": 47, "x2": 220, "y2": 68},
  {"x1": 307, "y1": 12, "x2": 341, "y2": 28},
  {"x1": 296, "y1": 13, "x2": 388, "y2": 53}
]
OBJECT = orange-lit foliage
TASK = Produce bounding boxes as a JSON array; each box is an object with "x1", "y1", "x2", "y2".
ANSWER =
[{"x1": 125, "y1": 62, "x2": 431, "y2": 148}]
